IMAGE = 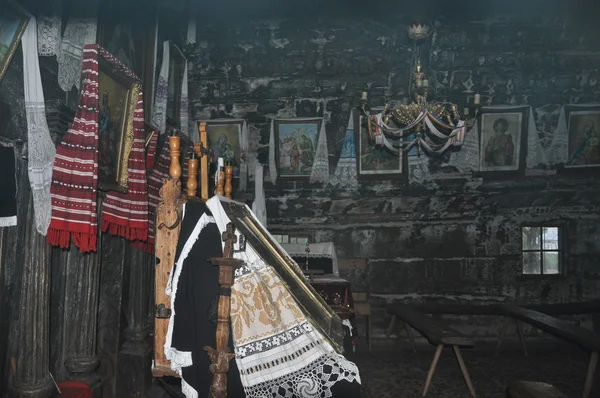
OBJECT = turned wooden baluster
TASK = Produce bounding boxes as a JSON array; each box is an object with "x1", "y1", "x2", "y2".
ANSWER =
[
  {"x1": 187, "y1": 152, "x2": 198, "y2": 198},
  {"x1": 194, "y1": 122, "x2": 209, "y2": 201},
  {"x1": 225, "y1": 160, "x2": 233, "y2": 199},
  {"x1": 204, "y1": 223, "x2": 243, "y2": 398},
  {"x1": 168, "y1": 134, "x2": 181, "y2": 179},
  {"x1": 215, "y1": 161, "x2": 225, "y2": 196}
]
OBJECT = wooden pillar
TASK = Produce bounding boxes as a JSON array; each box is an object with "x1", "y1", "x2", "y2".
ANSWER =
[
  {"x1": 116, "y1": 245, "x2": 153, "y2": 398},
  {"x1": 10, "y1": 194, "x2": 54, "y2": 398},
  {"x1": 61, "y1": 202, "x2": 104, "y2": 397}
]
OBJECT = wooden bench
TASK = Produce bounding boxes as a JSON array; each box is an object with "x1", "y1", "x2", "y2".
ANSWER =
[
  {"x1": 507, "y1": 381, "x2": 569, "y2": 398},
  {"x1": 494, "y1": 305, "x2": 600, "y2": 398},
  {"x1": 386, "y1": 304, "x2": 477, "y2": 397}
]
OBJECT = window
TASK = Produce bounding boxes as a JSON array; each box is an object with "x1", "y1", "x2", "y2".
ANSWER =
[
  {"x1": 272, "y1": 234, "x2": 310, "y2": 245},
  {"x1": 521, "y1": 226, "x2": 564, "y2": 275}
]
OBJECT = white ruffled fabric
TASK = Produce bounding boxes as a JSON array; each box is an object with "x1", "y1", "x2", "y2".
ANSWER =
[
  {"x1": 37, "y1": 13, "x2": 61, "y2": 57},
  {"x1": 22, "y1": 16, "x2": 56, "y2": 235},
  {"x1": 152, "y1": 41, "x2": 170, "y2": 134},
  {"x1": 57, "y1": 16, "x2": 96, "y2": 92}
]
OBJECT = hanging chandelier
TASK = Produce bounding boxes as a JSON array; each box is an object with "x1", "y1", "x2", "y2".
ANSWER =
[{"x1": 358, "y1": 24, "x2": 481, "y2": 157}]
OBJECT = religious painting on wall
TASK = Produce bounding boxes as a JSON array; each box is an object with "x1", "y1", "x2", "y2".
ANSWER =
[
  {"x1": 0, "y1": 1, "x2": 28, "y2": 82},
  {"x1": 205, "y1": 120, "x2": 244, "y2": 177},
  {"x1": 478, "y1": 107, "x2": 529, "y2": 176},
  {"x1": 565, "y1": 107, "x2": 600, "y2": 168},
  {"x1": 97, "y1": 54, "x2": 140, "y2": 192},
  {"x1": 353, "y1": 109, "x2": 404, "y2": 180},
  {"x1": 275, "y1": 119, "x2": 321, "y2": 179}
]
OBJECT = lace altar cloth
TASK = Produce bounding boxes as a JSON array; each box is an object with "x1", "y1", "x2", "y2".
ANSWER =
[{"x1": 282, "y1": 242, "x2": 340, "y2": 276}]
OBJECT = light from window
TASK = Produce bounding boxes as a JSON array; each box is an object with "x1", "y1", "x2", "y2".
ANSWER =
[
  {"x1": 522, "y1": 226, "x2": 563, "y2": 275},
  {"x1": 271, "y1": 234, "x2": 310, "y2": 245}
]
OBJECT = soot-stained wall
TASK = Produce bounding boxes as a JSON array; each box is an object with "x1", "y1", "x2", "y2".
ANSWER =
[{"x1": 185, "y1": 0, "x2": 600, "y2": 338}]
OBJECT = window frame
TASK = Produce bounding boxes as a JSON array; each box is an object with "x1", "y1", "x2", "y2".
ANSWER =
[
  {"x1": 520, "y1": 223, "x2": 567, "y2": 279},
  {"x1": 271, "y1": 232, "x2": 313, "y2": 245}
]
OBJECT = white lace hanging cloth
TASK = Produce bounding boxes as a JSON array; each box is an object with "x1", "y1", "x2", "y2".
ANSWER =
[
  {"x1": 330, "y1": 112, "x2": 357, "y2": 188},
  {"x1": 251, "y1": 164, "x2": 267, "y2": 228},
  {"x1": 408, "y1": 156, "x2": 436, "y2": 186},
  {"x1": 206, "y1": 197, "x2": 361, "y2": 398},
  {"x1": 179, "y1": 62, "x2": 189, "y2": 137},
  {"x1": 548, "y1": 103, "x2": 600, "y2": 168},
  {"x1": 269, "y1": 117, "x2": 328, "y2": 184},
  {"x1": 57, "y1": 13, "x2": 97, "y2": 92},
  {"x1": 37, "y1": 0, "x2": 62, "y2": 57},
  {"x1": 22, "y1": 15, "x2": 56, "y2": 235},
  {"x1": 187, "y1": 17, "x2": 196, "y2": 45},
  {"x1": 152, "y1": 41, "x2": 170, "y2": 134}
]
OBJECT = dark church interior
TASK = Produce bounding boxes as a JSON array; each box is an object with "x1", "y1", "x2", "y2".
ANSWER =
[{"x1": 1, "y1": 0, "x2": 600, "y2": 397}]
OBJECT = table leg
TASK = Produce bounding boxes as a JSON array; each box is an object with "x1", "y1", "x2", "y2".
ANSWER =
[
  {"x1": 583, "y1": 350, "x2": 598, "y2": 398},
  {"x1": 515, "y1": 320, "x2": 528, "y2": 357},
  {"x1": 495, "y1": 317, "x2": 510, "y2": 356},
  {"x1": 453, "y1": 345, "x2": 477, "y2": 398},
  {"x1": 422, "y1": 344, "x2": 444, "y2": 397},
  {"x1": 385, "y1": 315, "x2": 396, "y2": 342},
  {"x1": 404, "y1": 322, "x2": 417, "y2": 353}
]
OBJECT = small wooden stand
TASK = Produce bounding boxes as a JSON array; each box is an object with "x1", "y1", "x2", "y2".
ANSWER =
[{"x1": 204, "y1": 223, "x2": 243, "y2": 398}]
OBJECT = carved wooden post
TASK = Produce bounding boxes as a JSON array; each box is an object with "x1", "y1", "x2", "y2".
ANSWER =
[
  {"x1": 11, "y1": 194, "x2": 54, "y2": 398},
  {"x1": 224, "y1": 161, "x2": 233, "y2": 199},
  {"x1": 62, "y1": 201, "x2": 104, "y2": 397},
  {"x1": 197, "y1": 122, "x2": 209, "y2": 201},
  {"x1": 215, "y1": 161, "x2": 225, "y2": 197},
  {"x1": 116, "y1": 245, "x2": 152, "y2": 397},
  {"x1": 204, "y1": 223, "x2": 243, "y2": 398},
  {"x1": 187, "y1": 152, "x2": 198, "y2": 198},
  {"x1": 168, "y1": 134, "x2": 181, "y2": 179}
]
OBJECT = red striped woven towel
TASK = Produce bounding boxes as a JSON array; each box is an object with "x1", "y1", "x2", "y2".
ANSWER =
[{"x1": 47, "y1": 44, "x2": 149, "y2": 253}]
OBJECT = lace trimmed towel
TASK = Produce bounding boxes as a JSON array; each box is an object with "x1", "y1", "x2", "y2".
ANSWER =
[
  {"x1": 22, "y1": 15, "x2": 57, "y2": 235},
  {"x1": 180, "y1": 62, "x2": 189, "y2": 137},
  {"x1": 269, "y1": 117, "x2": 328, "y2": 184},
  {"x1": 152, "y1": 41, "x2": 170, "y2": 134},
  {"x1": 330, "y1": 112, "x2": 357, "y2": 188}
]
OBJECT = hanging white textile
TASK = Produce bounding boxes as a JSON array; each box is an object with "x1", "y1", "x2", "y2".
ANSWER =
[
  {"x1": 187, "y1": 17, "x2": 196, "y2": 45},
  {"x1": 57, "y1": 14, "x2": 97, "y2": 92},
  {"x1": 330, "y1": 112, "x2": 358, "y2": 188},
  {"x1": 251, "y1": 164, "x2": 267, "y2": 228},
  {"x1": 269, "y1": 117, "x2": 328, "y2": 184},
  {"x1": 179, "y1": 62, "x2": 189, "y2": 137},
  {"x1": 22, "y1": 15, "x2": 56, "y2": 235},
  {"x1": 37, "y1": 0, "x2": 62, "y2": 58},
  {"x1": 152, "y1": 41, "x2": 170, "y2": 134}
]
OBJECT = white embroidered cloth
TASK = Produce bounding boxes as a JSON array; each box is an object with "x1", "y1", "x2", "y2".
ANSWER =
[{"x1": 22, "y1": 15, "x2": 56, "y2": 235}]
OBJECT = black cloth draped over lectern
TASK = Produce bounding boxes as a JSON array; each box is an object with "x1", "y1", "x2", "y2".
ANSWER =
[{"x1": 165, "y1": 199, "x2": 363, "y2": 397}]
